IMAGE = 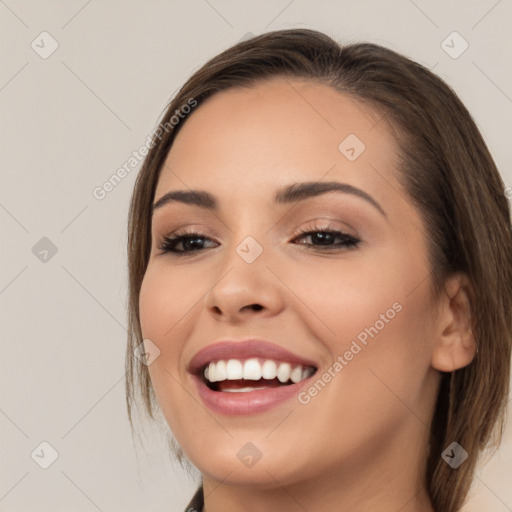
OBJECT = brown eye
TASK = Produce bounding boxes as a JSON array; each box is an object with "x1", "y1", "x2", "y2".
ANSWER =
[
  {"x1": 158, "y1": 231, "x2": 218, "y2": 255},
  {"x1": 292, "y1": 228, "x2": 360, "y2": 250}
]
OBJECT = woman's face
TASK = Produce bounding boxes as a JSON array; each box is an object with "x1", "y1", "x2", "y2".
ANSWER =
[{"x1": 139, "y1": 79, "x2": 442, "y2": 489}]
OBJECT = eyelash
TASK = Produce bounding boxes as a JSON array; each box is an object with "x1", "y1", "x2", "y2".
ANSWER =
[{"x1": 157, "y1": 223, "x2": 361, "y2": 256}]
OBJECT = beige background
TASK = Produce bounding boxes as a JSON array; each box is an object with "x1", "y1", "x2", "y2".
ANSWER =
[{"x1": 1, "y1": 1, "x2": 511, "y2": 511}]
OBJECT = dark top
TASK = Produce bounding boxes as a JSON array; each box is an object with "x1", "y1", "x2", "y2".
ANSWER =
[{"x1": 184, "y1": 485, "x2": 204, "y2": 512}]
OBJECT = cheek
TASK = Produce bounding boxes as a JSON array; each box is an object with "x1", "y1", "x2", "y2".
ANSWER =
[
  {"x1": 139, "y1": 270, "x2": 169, "y2": 341},
  {"x1": 138, "y1": 266, "x2": 197, "y2": 398},
  {"x1": 291, "y1": 285, "x2": 436, "y2": 468},
  {"x1": 288, "y1": 246, "x2": 435, "y2": 396},
  {"x1": 139, "y1": 264, "x2": 204, "y2": 345},
  {"x1": 317, "y1": 280, "x2": 434, "y2": 409},
  {"x1": 283, "y1": 252, "x2": 408, "y2": 342},
  {"x1": 138, "y1": 266, "x2": 201, "y2": 433}
]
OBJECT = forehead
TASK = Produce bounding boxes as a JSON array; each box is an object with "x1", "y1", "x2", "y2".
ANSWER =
[{"x1": 156, "y1": 78, "x2": 404, "y2": 213}]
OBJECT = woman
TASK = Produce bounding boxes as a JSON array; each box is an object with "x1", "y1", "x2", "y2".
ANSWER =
[{"x1": 125, "y1": 29, "x2": 512, "y2": 511}]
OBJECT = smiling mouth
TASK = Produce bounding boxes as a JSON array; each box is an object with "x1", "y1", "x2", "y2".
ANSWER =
[{"x1": 201, "y1": 358, "x2": 317, "y2": 393}]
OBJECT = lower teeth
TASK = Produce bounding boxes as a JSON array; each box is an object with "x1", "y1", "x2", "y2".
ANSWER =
[
  {"x1": 209, "y1": 380, "x2": 293, "y2": 393},
  {"x1": 222, "y1": 387, "x2": 268, "y2": 393}
]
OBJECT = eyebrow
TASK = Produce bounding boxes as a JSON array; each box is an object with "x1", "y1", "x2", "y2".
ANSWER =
[{"x1": 151, "y1": 181, "x2": 386, "y2": 217}]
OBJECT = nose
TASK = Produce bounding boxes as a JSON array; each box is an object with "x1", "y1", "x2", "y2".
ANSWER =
[{"x1": 203, "y1": 248, "x2": 286, "y2": 324}]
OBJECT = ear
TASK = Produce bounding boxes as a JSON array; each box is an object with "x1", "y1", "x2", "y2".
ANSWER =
[{"x1": 431, "y1": 273, "x2": 477, "y2": 372}]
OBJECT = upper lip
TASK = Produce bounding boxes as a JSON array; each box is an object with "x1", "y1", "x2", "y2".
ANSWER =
[{"x1": 188, "y1": 339, "x2": 319, "y2": 375}]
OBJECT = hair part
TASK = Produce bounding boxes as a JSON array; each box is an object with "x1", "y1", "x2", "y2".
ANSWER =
[{"x1": 125, "y1": 28, "x2": 512, "y2": 512}]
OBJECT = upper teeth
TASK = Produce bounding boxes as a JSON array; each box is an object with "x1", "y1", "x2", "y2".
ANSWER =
[{"x1": 204, "y1": 358, "x2": 314, "y2": 384}]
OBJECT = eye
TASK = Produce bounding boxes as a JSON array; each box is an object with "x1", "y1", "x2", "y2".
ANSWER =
[
  {"x1": 158, "y1": 230, "x2": 218, "y2": 255},
  {"x1": 157, "y1": 223, "x2": 360, "y2": 256},
  {"x1": 291, "y1": 223, "x2": 360, "y2": 251}
]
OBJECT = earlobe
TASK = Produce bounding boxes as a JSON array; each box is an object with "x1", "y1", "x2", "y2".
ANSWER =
[{"x1": 431, "y1": 274, "x2": 477, "y2": 373}]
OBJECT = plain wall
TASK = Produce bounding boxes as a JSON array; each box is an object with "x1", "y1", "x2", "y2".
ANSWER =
[{"x1": 1, "y1": 1, "x2": 511, "y2": 511}]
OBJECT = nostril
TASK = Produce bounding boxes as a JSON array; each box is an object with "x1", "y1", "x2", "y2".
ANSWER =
[{"x1": 249, "y1": 304, "x2": 263, "y2": 311}]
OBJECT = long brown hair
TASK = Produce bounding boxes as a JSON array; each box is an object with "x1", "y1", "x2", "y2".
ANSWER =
[{"x1": 125, "y1": 28, "x2": 512, "y2": 511}]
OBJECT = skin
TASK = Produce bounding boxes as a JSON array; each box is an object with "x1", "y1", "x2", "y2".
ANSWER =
[{"x1": 139, "y1": 78, "x2": 476, "y2": 512}]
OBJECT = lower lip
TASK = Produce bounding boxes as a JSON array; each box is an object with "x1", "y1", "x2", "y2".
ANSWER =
[{"x1": 192, "y1": 374, "x2": 314, "y2": 415}]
